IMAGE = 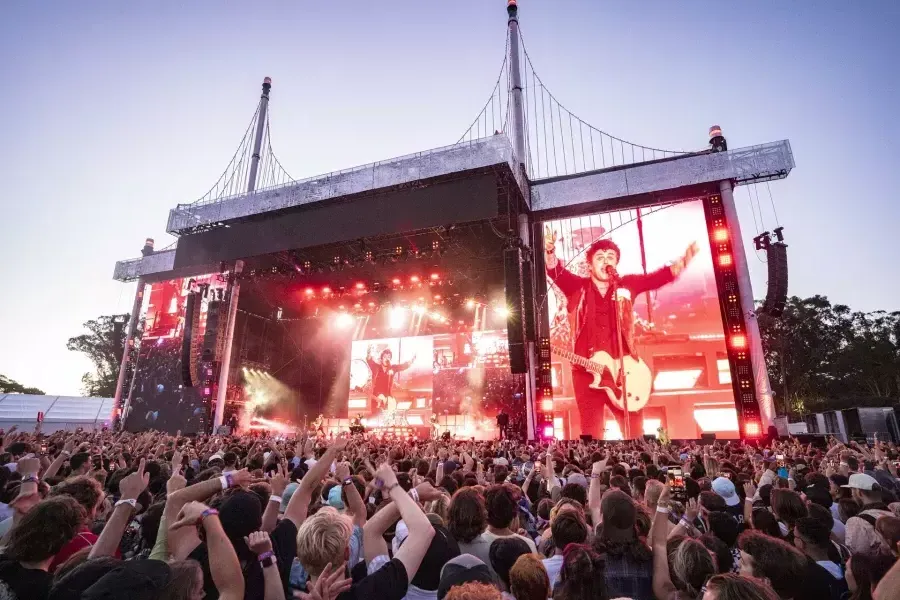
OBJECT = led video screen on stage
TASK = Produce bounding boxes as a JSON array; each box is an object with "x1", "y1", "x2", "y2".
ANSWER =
[
  {"x1": 542, "y1": 199, "x2": 736, "y2": 440},
  {"x1": 347, "y1": 328, "x2": 523, "y2": 438}
]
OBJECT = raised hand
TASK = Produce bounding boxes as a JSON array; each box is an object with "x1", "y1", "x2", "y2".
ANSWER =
[
  {"x1": 294, "y1": 562, "x2": 352, "y2": 600},
  {"x1": 170, "y1": 501, "x2": 212, "y2": 530},
  {"x1": 544, "y1": 226, "x2": 557, "y2": 254},
  {"x1": 245, "y1": 530, "x2": 274, "y2": 555},
  {"x1": 120, "y1": 458, "x2": 149, "y2": 500}
]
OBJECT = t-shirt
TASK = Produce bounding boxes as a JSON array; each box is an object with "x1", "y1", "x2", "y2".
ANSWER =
[
  {"x1": 50, "y1": 528, "x2": 98, "y2": 573},
  {"x1": 458, "y1": 535, "x2": 494, "y2": 575},
  {"x1": 337, "y1": 557, "x2": 408, "y2": 600},
  {"x1": 481, "y1": 531, "x2": 537, "y2": 553},
  {"x1": 542, "y1": 554, "x2": 563, "y2": 589},
  {"x1": 795, "y1": 558, "x2": 846, "y2": 600},
  {"x1": 189, "y1": 517, "x2": 298, "y2": 600},
  {"x1": 817, "y1": 561, "x2": 843, "y2": 580},
  {"x1": 0, "y1": 558, "x2": 52, "y2": 600}
]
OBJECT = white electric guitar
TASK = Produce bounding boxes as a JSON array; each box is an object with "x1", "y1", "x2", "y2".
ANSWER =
[{"x1": 551, "y1": 345, "x2": 652, "y2": 412}]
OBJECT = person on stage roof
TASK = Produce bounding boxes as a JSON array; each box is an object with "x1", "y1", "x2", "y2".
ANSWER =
[{"x1": 545, "y1": 227, "x2": 698, "y2": 440}]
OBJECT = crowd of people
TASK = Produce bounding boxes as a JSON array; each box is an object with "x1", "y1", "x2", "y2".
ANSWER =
[{"x1": 0, "y1": 423, "x2": 898, "y2": 600}]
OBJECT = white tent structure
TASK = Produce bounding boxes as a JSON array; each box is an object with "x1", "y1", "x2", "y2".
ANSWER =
[{"x1": 0, "y1": 395, "x2": 114, "y2": 433}]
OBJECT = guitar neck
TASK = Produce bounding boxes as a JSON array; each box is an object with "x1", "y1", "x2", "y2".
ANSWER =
[{"x1": 551, "y1": 346, "x2": 594, "y2": 371}]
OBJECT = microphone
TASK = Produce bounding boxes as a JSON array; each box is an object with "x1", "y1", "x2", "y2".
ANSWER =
[{"x1": 605, "y1": 265, "x2": 619, "y2": 279}]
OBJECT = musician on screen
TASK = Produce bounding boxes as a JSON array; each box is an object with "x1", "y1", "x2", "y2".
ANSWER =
[
  {"x1": 545, "y1": 227, "x2": 698, "y2": 439},
  {"x1": 365, "y1": 345, "x2": 416, "y2": 411}
]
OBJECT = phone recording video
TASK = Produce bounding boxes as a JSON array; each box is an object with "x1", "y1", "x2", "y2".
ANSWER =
[
  {"x1": 669, "y1": 466, "x2": 686, "y2": 502},
  {"x1": 776, "y1": 453, "x2": 788, "y2": 479}
]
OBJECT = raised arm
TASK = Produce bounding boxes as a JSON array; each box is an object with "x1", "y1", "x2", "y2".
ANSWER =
[
  {"x1": 374, "y1": 464, "x2": 436, "y2": 581},
  {"x1": 284, "y1": 435, "x2": 349, "y2": 528}
]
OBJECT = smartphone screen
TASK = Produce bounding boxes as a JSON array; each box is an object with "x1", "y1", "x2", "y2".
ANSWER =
[
  {"x1": 669, "y1": 467, "x2": 686, "y2": 501},
  {"x1": 776, "y1": 454, "x2": 788, "y2": 478}
]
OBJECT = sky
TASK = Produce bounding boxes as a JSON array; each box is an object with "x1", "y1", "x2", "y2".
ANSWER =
[{"x1": 1, "y1": 1, "x2": 898, "y2": 396}]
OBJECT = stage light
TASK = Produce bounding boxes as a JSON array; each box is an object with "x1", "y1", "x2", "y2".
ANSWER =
[
  {"x1": 744, "y1": 420, "x2": 761, "y2": 437},
  {"x1": 540, "y1": 399, "x2": 554, "y2": 412},
  {"x1": 305, "y1": 288, "x2": 314, "y2": 296},
  {"x1": 430, "y1": 273, "x2": 440, "y2": 281},
  {"x1": 713, "y1": 227, "x2": 728, "y2": 242},
  {"x1": 542, "y1": 425, "x2": 554, "y2": 438},
  {"x1": 730, "y1": 334, "x2": 747, "y2": 349},
  {"x1": 410, "y1": 275, "x2": 421, "y2": 284},
  {"x1": 412, "y1": 305, "x2": 427, "y2": 315},
  {"x1": 465, "y1": 299, "x2": 476, "y2": 310},
  {"x1": 718, "y1": 253, "x2": 733, "y2": 267},
  {"x1": 355, "y1": 282, "x2": 366, "y2": 290},
  {"x1": 368, "y1": 301, "x2": 376, "y2": 308},
  {"x1": 335, "y1": 313, "x2": 354, "y2": 328},
  {"x1": 392, "y1": 277, "x2": 401, "y2": 286},
  {"x1": 494, "y1": 305, "x2": 510, "y2": 318},
  {"x1": 322, "y1": 286, "x2": 332, "y2": 295},
  {"x1": 389, "y1": 306, "x2": 407, "y2": 330}
]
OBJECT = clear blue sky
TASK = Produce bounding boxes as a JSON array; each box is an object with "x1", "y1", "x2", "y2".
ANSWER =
[{"x1": 1, "y1": 1, "x2": 897, "y2": 396}]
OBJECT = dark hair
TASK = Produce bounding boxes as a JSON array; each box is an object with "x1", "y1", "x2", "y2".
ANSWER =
[
  {"x1": 737, "y1": 530, "x2": 806, "y2": 599},
  {"x1": 805, "y1": 502, "x2": 834, "y2": 531},
  {"x1": 839, "y1": 497, "x2": 861, "y2": 522},
  {"x1": 750, "y1": 508, "x2": 783, "y2": 539},
  {"x1": 632, "y1": 476, "x2": 648, "y2": 499},
  {"x1": 585, "y1": 239, "x2": 620, "y2": 264},
  {"x1": 560, "y1": 483, "x2": 587, "y2": 507},
  {"x1": 484, "y1": 484, "x2": 520, "y2": 529},
  {"x1": 555, "y1": 544, "x2": 608, "y2": 600},
  {"x1": 707, "y1": 511, "x2": 740, "y2": 547},
  {"x1": 162, "y1": 559, "x2": 204, "y2": 600},
  {"x1": 671, "y1": 538, "x2": 716, "y2": 598},
  {"x1": 50, "y1": 475, "x2": 104, "y2": 515},
  {"x1": 70, "y1": 452, "x2": 91, "y2": 472},
  {"x1": 6, "y1": 496, "x2": 84, "y2": 562},
  {"x1": 795, "y1": 516, "x2": 831, "y2": 548},
  {"x1": 551, "y1": 511, "x2": 588, "y2": 551},
  {"x1": 770, "y1": 489, "x2": 807, "y2": 529},
  {"x1": 699, "y1": 534, "x2": 733, "y2": 573},
  {"x1": 488, "y1": 536, "x2": 531, "y2": 588},
  {"x1": 448, "y1": 488, "x2": 488, "y2": 543},
  {"x1": 609, "y1": 475, "x2": 631, "y2": 497},
  {"x1": 705, "y1": 573, "x2": 779, "y2": 600},
  {"x1": 50, "y1": 556, "x2": 122, "y2": 598},
  {"x1": 847, "y1": 553, "x2": 895, "y2": 600},
  {"x1": 699, "y1": 490, "x2": 726, "y2": 513},
  {"x1": 440, "y1": 476, "x2": 459, "y2": 496}
]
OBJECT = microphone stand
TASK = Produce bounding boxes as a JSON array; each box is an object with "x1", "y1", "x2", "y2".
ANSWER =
[{"x1": 608, "y1": 269, "x2": 630, "y2": 440}]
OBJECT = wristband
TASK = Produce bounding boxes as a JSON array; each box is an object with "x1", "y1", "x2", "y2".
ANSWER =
[
  {"x1": 269, "y1": 495, "x2": 282, "y2": 504},
  {"x1": 656, "y1": 506, "x2": 670, "y2": 514},
  {"x1": 219, "y1": 474, "x2": 234, "y2": 491},
  {"x1": 258, "y1": 551, "x2": 274, "y2": 562},
  {"x1": 200, "y1": 508, "x2": 219, "y2": 524},
  {"x1": 590, "y1": 473, "x2": 603, "y2": 479},
  {"x1": 116, "y1": 498, "x2": 138, "y2": 510},
  {"x1": 21, "y1": 475, "x2": 39, "y2": 485},
  {"x1": 342, "y1": 477, "x2": 354, "y2": 487},
  {"x1": 409, "y1": 488, "x2": 420, "y2": 503}
]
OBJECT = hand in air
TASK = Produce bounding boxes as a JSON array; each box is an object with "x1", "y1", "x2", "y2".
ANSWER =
[
  {"x1": 671, "y1": 242, "x2": 699, "y2": 276},
  {"x1": 544, "y1": 226, "x2": 557, "y2": 254}
]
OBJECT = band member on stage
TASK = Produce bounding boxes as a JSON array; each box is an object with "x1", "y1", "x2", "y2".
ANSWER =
[
  {"x1": 313, "y1": 413, "x2": 325, "y2": 436},
  {"x1": 365, "y1": 345, "x2": 416, "y2": 410},
  {"x1": 496, "y1": 410, "x2": 509, "y2": 440},
  {"x1": 545, "y1": 229, "x2": 698, "y2": 439},
  {"x1": 430, "y1": 413, "x2": 440, "y2": 439}
]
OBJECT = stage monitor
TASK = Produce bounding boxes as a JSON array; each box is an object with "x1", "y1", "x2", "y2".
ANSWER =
[{"x1": 541, "y1": 199, "x2": 736, "y2": 440}]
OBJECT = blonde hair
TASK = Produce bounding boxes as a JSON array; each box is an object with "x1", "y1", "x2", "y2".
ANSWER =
[{"x1": 296, "y1": 506, "x2": 353, "y2": 576}]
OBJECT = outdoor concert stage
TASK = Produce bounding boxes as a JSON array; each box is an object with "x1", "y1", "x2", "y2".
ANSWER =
[{"x1": 110, "y1": 3, "x2": 793, "y2": 442}]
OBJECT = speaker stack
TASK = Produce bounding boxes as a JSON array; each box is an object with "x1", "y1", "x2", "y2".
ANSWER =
[
  {"x1": 762, "y1": 242, "x2": 788, "y2": 317},
  {"x1": 504, "y1": 248, "x2": 527, "y2": 373}
]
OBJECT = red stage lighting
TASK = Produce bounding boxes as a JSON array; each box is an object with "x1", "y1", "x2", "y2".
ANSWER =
[
  {"x1": 304, "y1": 288, "x2": 314, "y2": 296},
  {"x1": 322, "y1": 287, "x2": 332, "y2": 295},
  {"x1": 410, "y1": 275, "x2": 421, "y2": 284},
  {"x1": 730, "y1": 334, "x2": 747, "y2": 349},
  {"x1": 744, "y1": 421, "x2": 761, "y2": 437},
  {"x1": 713, "y1": 227, "x2": 728, "y2": 242},
  {"x1": 718, "y1": 253, "x2": 733, "y2": 267},
  {"x1": 392, "y1": 277, "x2": 401, "y2": 286},
  {"x1": 430, "y1": 273, "x2": 440, "y2": 281},
  {"x1": 355, "y1": 282, "x2": 366, "y2": 290}
]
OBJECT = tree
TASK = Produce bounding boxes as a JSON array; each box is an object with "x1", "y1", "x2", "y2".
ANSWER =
[
  {"x1": 758, "y1": 295, "x2": 900, "y2": 417},
  {"x1": 0, "y1": 374, "x2": 45, "y2": 395},
  {"x1": 67, "y1": 314, "x2": 130, "y2": 398}
]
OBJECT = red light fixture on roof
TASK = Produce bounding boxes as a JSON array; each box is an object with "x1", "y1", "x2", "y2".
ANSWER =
[
  {"x1": 730, "y1": 334, "x2": 747, "y2": 349},
  {"x1": 322, "y1": 286, "x2": 332, "y2": 295},
  {"x1": 392, "y1": 277, "x2": 401, "y2": 286},
  {"x1": 744, "y1": 420, "x2": 761, "y2": 437},
  {"x1": 355, "y1": 282, "x2": 366, "y2": 290},
  {"x1": 410, "y1": 275, "x2": 421, "y2": 284},
  {"x1": 304, "y1": 288, "x2": 314, "y2": 296},
  {"x1": 430, "y1": 273, "x2": 440, "y2": 281}
]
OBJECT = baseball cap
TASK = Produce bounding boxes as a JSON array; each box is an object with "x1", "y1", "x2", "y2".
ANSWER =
[
  {"x1": 438, "y1": 554, "x2": 495, "y2": 600},
  {"x1": 842, "y1": 473, "x2": 880, "y2": 491},
  {"x1": 711, "y1": 477, "x2": 741, "y2": 507}
]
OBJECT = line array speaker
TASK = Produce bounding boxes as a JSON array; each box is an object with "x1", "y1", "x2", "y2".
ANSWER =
[
  {"x1": 181, "y1": 293, "x2": 199, "y2": 388},
  {"x1": 504, "y1": 247, "x2": 527, "y2": 373},
  {"x1": 762, "y1": 242, "x2": 788, "y2": 317}
]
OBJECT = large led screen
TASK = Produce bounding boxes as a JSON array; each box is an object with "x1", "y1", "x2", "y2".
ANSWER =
[
  {"x1": 542, "y1": 200, "x2": 737, "y2": 440},
  {"x1": 349, "y1": 336, "x2": 433, "y2": 422}
]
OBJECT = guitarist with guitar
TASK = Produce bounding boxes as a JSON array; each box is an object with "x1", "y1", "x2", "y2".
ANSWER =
[{"x1": 544, "y1": 227, "x2": 698, "y2": 440}]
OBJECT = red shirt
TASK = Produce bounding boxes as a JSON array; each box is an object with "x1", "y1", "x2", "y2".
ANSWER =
[{"x1": 50, "y1": 528, "x2": 99, "y2": 573}]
